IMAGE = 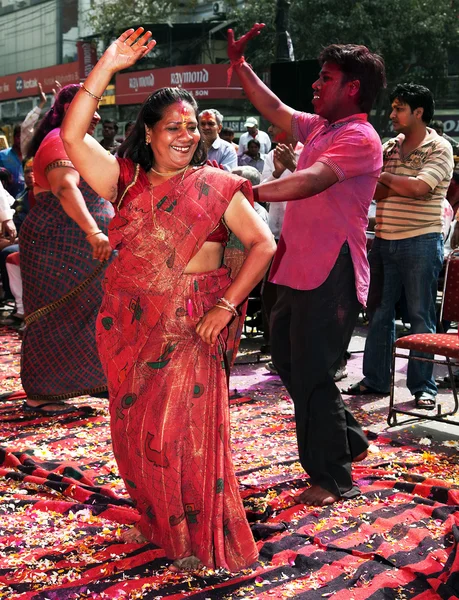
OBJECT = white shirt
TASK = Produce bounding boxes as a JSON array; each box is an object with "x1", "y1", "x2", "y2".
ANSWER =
[
  {"x1": 237, "y1": 130, "x2": 272, "y2": 156},
  {"x1": 260, "y1": 142, "x2": 303, "y2": 239},
  {"x1": 20, "y1": 106, "x2": 43, "y2": 156},
  {"x1": 0, "y1": 180, "x2": 15, "y2": 222}
]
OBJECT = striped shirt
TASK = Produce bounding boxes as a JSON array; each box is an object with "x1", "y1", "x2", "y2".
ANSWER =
[{"x1": 375, "y1": 128, "x2": 454, "y2": 240}]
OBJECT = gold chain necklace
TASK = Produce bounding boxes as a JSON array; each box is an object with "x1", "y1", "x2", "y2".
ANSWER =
[
  {"x1": 150, "y1": 165, "x2": 188, "y2": 177},
  {"x1": 149, "y1": 166, "x2": 189, "y2": 241}
]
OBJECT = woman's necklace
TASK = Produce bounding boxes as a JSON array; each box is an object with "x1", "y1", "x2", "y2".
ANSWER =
[
  {"x1": 149, "y1": 166, "x2": 190, "y2": 241},
  {"x1": 150, "y1": 165, "x2": 188, "y2": 177}
]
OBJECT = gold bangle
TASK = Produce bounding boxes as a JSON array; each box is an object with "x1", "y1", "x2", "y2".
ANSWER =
[
  {"x1": 214, "y1": 304, "x2": 235, "y2": 316},
  {"x1": 80, "y1": 83, "x2": 102, "y2": 102},
  {"x1": 217, "y1": 297, "x2": 239, "y2": 317},
  {"x1": 86, "y1": 230, "x2": 103, "y2": 240}
]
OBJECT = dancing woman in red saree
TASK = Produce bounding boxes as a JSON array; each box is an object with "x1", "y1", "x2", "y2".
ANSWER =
[{"x1": 61, "y1": 29, "x2": 276, "y2": 571}]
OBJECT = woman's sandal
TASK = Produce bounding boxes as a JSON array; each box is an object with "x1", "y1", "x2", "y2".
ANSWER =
[
  {"x1": 23, "y1": 401, "x2": 79, "y2": 416},
  {"x1": 341, "y1": 381, "x2": 388, "y2": 396}
]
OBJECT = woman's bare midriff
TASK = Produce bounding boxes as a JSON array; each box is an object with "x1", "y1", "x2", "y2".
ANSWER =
[{"x1": 184, "y1": 241, "x2": 224, "y2": 274}]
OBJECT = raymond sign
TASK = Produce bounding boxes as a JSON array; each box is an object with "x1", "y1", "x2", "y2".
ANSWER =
[
  {"x1": 0, "y1": 62, "x2": 79, "y2": 101},
  {"x1": 116, "y1": 64, "x2": 244, "y2": 104}
]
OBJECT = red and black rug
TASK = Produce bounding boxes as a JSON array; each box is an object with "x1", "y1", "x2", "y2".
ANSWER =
[{"x1": 1, "y1": 325, "x2": 458, "y2": 599}]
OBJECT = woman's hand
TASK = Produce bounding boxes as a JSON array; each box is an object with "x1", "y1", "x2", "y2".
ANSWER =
[
  {"x1": 227, "y1": 23, "x2": 265, "y2": 62},
  {"x1": 87, "y1": 232, "x2": 112, "y2": 262},
  {"x1": 196, "y1": 306, "x2": 233, "y2": 345},
  {"x1": 101, "y1": 28, "x2": 156, "y2": 74}
]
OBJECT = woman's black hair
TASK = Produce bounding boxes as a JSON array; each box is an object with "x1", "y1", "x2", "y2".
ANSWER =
[
  {"x1": 26, "y1": 84, "x2": 80, "y2": 158},
  {"x1": 117, "y1": 87, "x2": 207, "y2": 171}
]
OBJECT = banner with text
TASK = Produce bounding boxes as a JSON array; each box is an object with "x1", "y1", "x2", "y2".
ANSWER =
[
  {"x1": 116, "y1": 64, "x2": 244, "y2": 104},
  {"x1": 0, "y1": 62, "x2": 80, "y2": 101}
]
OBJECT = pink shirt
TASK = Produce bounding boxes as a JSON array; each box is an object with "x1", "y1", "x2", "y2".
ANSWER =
[{"x1": 269, "y1": 111, "x2": 382, "y2": 306}]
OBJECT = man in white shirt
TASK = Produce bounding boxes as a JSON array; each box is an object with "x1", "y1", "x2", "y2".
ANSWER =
[
  {"x1": 237, "y1": 117, "x2": 271, "y2": 156},
  {"x1": 198, "y1": 109, "x2": 238, "y2": 171},
  {"x1": 20, "y1": 81, "x2": 61, "y2": 156},
  {"x1": 0, "y1": 180, "x2": 15, "y2": 241}
]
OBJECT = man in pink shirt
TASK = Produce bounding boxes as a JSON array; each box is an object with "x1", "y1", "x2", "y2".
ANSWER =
[{"x1": 228, "y1": 25, "x2": 386, "y2": 506}]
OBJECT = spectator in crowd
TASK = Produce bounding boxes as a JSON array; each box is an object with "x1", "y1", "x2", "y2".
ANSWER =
[
  {"x1": 0, "y1": 178, "x2": 16, "y2": 305},
  {"x1": 220, "y1": 126, "x2": 239, "y2": 152},
  {"x1": 344, "y1": 84, "x2": 454, "y2": 410},
  {"x1": 116, "y1": 121, "x2": 135, "y2": 143},
  {"x1": 99, "y1": 118, "x2": 121, "y2": 154},
  {"x1": 238, "y1": 139, "x2": 265, "y2": 173},
  {"x1": 237, "y1": 116, "x2": 271, "y2": 156},
  {"x1": 228, "y1": 23, "x2": 386, "y2": 506},
  {"x1": 198, "y1": 109, "x2": 237, "y2": 171},
  {"x1": 21, "y1": 81, "x2": 62, "y2": 156},
  {"x1": 231, "y1": 165, "x2": 269, "y2": 223},
  {"x1": 431, "y1": 120, "x2": 459, "y2": 155},
  {"x1": 0, "y1": 125, "x2": 25, "y2": 198}
]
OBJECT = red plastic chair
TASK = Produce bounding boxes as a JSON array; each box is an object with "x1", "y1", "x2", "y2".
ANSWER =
[{"x1": 388, "y1": 249, "x2": 459, "y2": 427}]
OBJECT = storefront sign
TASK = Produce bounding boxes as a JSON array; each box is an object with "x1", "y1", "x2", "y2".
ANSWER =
[
  {"x1": 0, "y1": 62, "x2": 80, "y2": 101},
  {"x1": 436, "y1": 115, "x2": 459, "y2": 135},
  {"x1": 77, "y1": 41, "x2": 98, "y2": 79},
  {"x1": 116, "y1": 64, "x2": 244, "y2": 104}
]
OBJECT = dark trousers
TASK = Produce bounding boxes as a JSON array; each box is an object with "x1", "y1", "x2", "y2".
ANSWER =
[{"x1": 271, "y1": 245, "x2": 368, "y2": 498}]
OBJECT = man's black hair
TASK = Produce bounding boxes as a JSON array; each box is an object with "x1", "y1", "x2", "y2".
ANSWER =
[
  {"x1": 389, "y1": 83, "x2": 435, "y2": 124},
  {"x1": 319, "y1": 44, "x2": 386, "y2": 113},
  {"x1": 103, "y1": 118, "x2": 119, "y2": 132}
]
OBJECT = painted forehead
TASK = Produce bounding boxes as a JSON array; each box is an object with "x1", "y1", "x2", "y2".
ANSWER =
[
  {"x1": 199, "y1": 111, "x2": 217, "y2": 121},
  {"x1": 162, "y1": 101, "x2": 197, "y2": 123}
]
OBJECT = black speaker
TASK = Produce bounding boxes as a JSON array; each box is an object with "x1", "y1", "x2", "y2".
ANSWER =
[{"x1": 270, "y1": 60, "x2": 320, "y2": 114}]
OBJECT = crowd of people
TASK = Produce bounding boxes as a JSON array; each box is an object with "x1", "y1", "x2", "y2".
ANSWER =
[{"x1": 0, "y1": 22, "x2": 458, "y2": 573}]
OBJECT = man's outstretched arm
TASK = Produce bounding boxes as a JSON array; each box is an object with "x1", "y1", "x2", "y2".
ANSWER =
[
  {"x1": 254, "y1": 161, "x2": 338, "y2": 203},
  {"x1": 228, "y1": 24, "x2": 295, "y2": 135}
]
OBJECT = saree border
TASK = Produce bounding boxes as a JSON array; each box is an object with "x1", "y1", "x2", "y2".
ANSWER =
[{"x1": 24, "y1": 261, "x2": 106, "y2": 326}]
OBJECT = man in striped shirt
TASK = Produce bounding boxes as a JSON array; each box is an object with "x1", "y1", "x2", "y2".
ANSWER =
[{"x1": 347, "y1": 83, "x2": 454, "y2": 409}]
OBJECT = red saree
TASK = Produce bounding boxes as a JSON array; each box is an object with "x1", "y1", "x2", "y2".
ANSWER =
[{"x1": 96, "y1": 159, "x2": 258, "y2": 571}]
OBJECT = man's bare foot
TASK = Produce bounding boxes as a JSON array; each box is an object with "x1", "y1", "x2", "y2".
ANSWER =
[
  {"x1": 295, "y1": 485, "x2": 338, "y2": 506},
  {"x1": 169, "y1": 555, "x2": 203, "y2": 572},
  {"x1": 121, "y1": 526, "x2": 147, "y2": 544},
  {"x1": 353, "y1": 449, "x2": 368, "y2": 462}
]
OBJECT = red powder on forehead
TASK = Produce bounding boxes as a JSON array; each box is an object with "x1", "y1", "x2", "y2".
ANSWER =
[{"x1": 177, "y1": 100, "x2": 191, "y2": 117}]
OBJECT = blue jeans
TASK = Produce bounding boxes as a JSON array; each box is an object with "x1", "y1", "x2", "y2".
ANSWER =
[{"x1": 363, "y1": 233, "x2": 443, "y2": 395}]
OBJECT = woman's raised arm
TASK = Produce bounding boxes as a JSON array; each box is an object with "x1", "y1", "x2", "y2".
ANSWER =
[{"x1": 61, "y1": 28, "x2": 156, "y2": 202}]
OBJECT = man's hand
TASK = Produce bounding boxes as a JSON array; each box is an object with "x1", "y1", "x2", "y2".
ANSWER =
[
  {"x1": 274, "y1": 143, "x2": 297, "y2": 174},
  {"x1": 1, "y1": 219, "x2": 17, "y2": 242},
  {"x1": 206, "y1": 159, "x2": 224, "y2": 170},
  {"x1": 52, "y1": 80, "x2": 62, "y2": 98},
  {"x1": 37, "y1": 82, "x2": 46, "y2": 109},
  {"x1": 227, "y1": 23, "x2": 265, "y2": 62}
]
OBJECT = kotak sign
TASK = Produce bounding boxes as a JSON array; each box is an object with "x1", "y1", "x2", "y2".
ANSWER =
[
  {"x1": 116, "y1": 64, "x2": 244, "y2": 104},
  {"x1": 0, "y1": 62, "x2": 80, "y2": 101}
]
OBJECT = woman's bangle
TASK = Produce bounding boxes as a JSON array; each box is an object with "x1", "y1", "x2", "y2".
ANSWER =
[
  {"x1": 217, "y1": 297, "x2": 239, "y2": 317},
  {"x1": 215, "y1": 304, "x2": 234, "y2": 315},
  {"x1": 80, "y1": 83, "x2": 102, "y2": 102},
  {"x1": 86, "y1": 230, "x2": 103, "y2": 240}
]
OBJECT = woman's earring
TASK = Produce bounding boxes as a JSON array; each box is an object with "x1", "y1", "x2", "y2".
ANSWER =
[{"x1": 145, "y1": 134, "x2": 151, "y2": 145}]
